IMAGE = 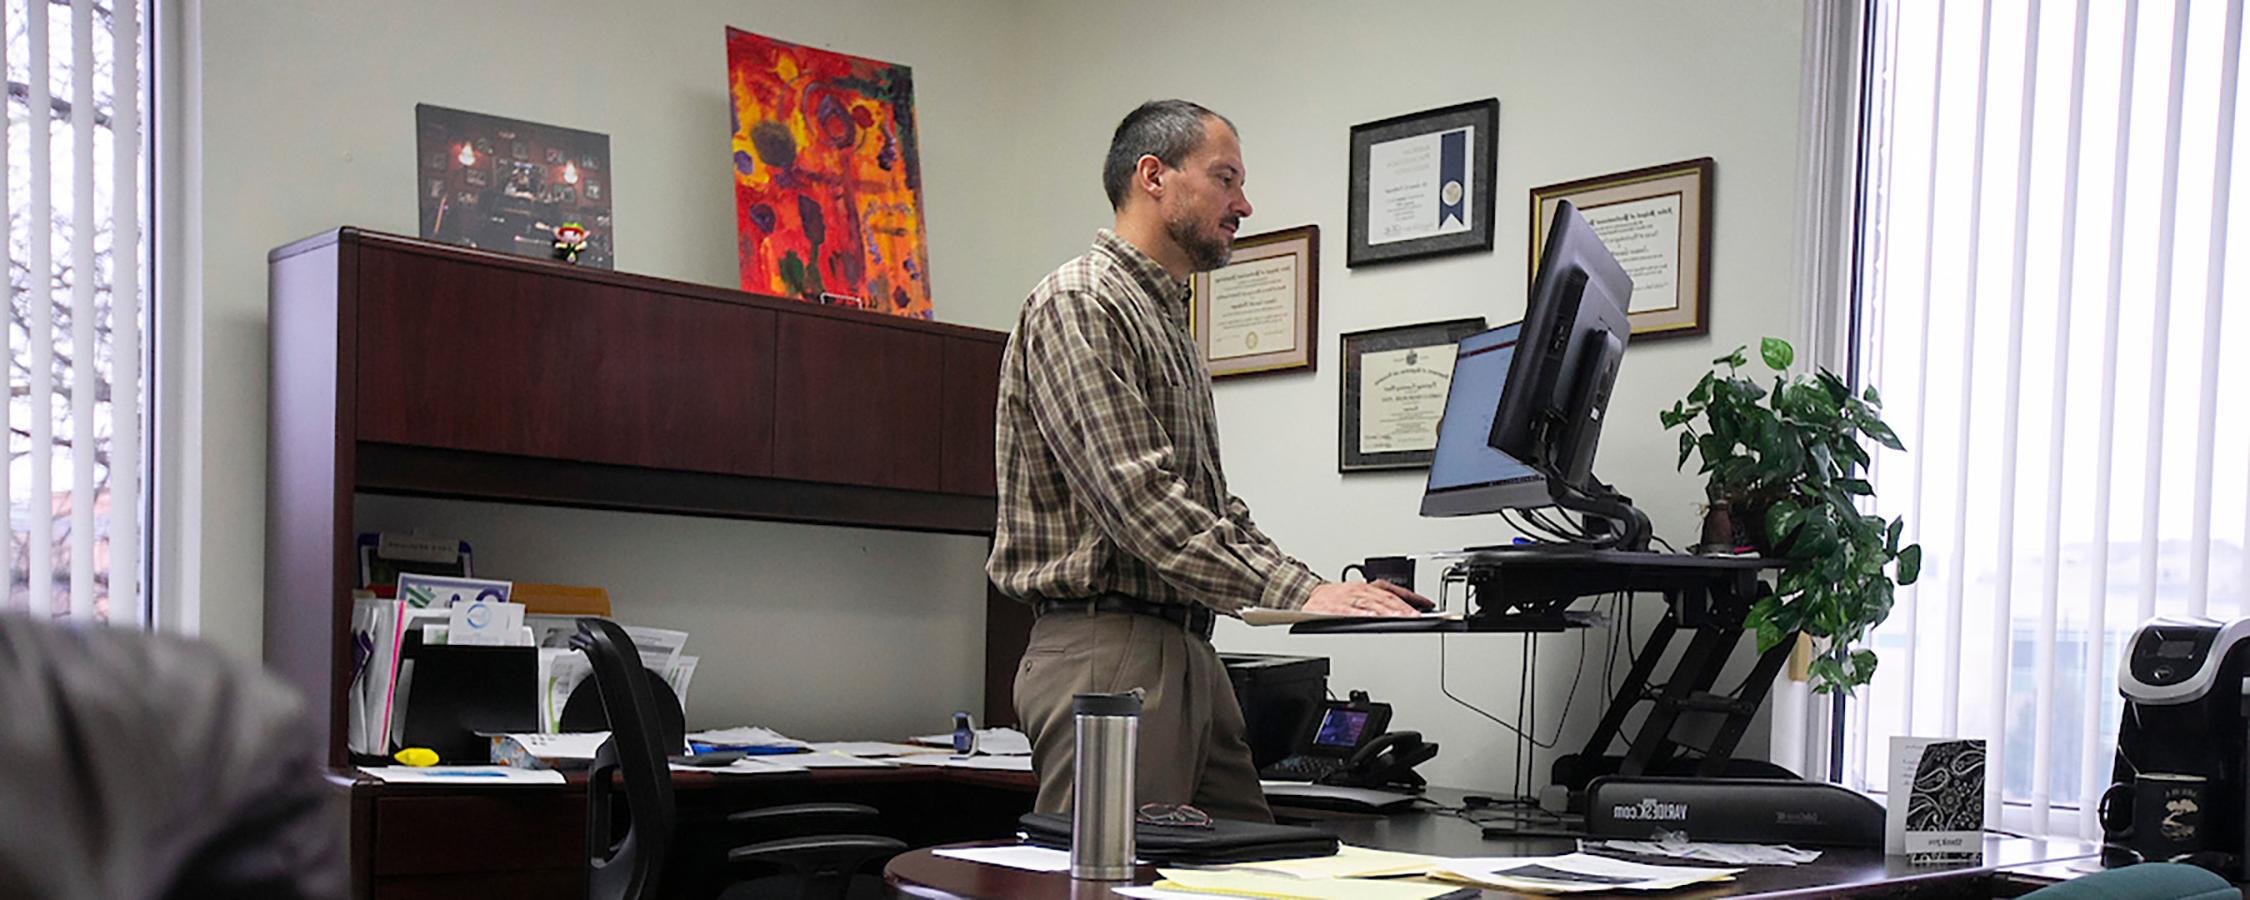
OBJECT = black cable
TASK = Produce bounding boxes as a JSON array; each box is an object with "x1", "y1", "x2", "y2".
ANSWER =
[{"x1": 1436, "y1": 626, "x2": 1590, "y2": 752}]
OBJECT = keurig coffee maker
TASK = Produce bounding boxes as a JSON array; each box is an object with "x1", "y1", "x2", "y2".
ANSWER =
[{"x1": 2101, "y1": 616, "x2": 2250, "y2": 876}]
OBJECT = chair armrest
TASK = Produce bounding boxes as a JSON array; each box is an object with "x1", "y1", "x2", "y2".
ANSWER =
[
  {"x1": 725, "y1": 802, "x2": 884, "y2": 830},
  {"x1": 727, "y1": 834, "x2": 909, "y2": 871}
]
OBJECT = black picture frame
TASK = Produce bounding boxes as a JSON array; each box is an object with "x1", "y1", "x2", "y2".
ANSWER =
[
  {"x1": 1338, "y1": 317, "x2": 1486, "y2": 472},
  {"x1": 1347, "y1": 99, "x2": 1499, "y2": 268}
]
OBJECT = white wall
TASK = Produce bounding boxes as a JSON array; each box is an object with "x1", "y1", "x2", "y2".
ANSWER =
[
  {"x1": 985, "y1": 0, "x2": 1813, "y2": 792},
  {"x1": 187, "y1": 1, "x2": 1813, "y2": 790},
  {"x1": 185, "y1": 0, "x2": 1029, "y2": 729}
]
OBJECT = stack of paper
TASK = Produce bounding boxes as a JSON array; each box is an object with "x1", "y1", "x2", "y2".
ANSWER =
[
  {"x1": 1223, "y1": 845, "x2": 1442, "y2": 879},
  {"x1": 1430, "y1": 854, "x2": 1739, "y2": 893},
  {"x1": 358, "y1": 765, "x2": 564, "y2": 786},
  {"x1": 1587, "y1": 836, "x2": 1822, "y2": 866},
  {"x1": 686, "y1": 725, "x2": 810, "y2": 752},
  {"x1": 890, "y1": 754, "x2": 1034, "y2": 772},
  {"x1": 809, "y1": 740, "x2": 932, "y2": 758},
  {"x1": 909, "y1": 727, "x2": 1032, "y2": 755},
  {"x1": 669, "y1": 757, "x2": 808, "y2": 776},
  {"x1": 491, "y1": 731, "x2": 608, "y2": 770}
]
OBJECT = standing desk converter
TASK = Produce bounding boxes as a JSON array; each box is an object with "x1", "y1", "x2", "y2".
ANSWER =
[{"x1": 1295, "y1": 547, "x2": 1794, "y2": 799}]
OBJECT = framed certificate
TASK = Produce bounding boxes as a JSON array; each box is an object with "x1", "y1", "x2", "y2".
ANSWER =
[
  {"x1": 1530, "y1": 157, "x2": 1714, "y2": 339},
  {"x1": 1338, "y1": 317, "x2": 1486, "y2": 472},
  {"x1": 1190, "y1": 225, "x2": 1319, "y2": 378},
  {"x1": 1347, "y1": 99, "x2": 1499, "y2": 267}
]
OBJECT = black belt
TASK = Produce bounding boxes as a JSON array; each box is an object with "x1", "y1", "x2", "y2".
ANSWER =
[{"x1": 1036, "y1": 596, "x2": 1215, "y2": 641}]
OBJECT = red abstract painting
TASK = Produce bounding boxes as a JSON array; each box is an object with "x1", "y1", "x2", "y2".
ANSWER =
[{"x1": 727, "y1": 28, "x2": 932, "y2": 319}]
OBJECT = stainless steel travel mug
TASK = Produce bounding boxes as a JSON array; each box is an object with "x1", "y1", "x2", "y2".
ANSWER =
[{"x1": 1070, "y1": 690, "x2": 1140, "y2": 880}]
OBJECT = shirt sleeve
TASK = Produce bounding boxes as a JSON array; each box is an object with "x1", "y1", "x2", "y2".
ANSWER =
[{"x1": 1020, "y1": 291, "x2": 1324, "y2": 613}]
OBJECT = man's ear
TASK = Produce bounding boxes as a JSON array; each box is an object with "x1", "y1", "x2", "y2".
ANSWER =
[{"x1": 1135, "y1": 154, "x2": 1167, "y2": 200}]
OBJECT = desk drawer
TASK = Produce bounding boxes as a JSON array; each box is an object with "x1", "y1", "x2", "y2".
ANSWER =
[{"x1": 371, "y1": 794, "x2": 584, "y2": 876}]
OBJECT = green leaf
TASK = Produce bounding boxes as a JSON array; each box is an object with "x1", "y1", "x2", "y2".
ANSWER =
[
  {"x1": 1817, "y1": 370, "x2": 1852, "y2": 403},
  {"x1": 1897, "y1": 544, "x2": 1923, "y2": 585},
  {"x1": 1766, "y1": 501, "x2": 1806, "y2": 543},
  {"x1": 1746, "y1": 597, "x2": 1782, "y2": 652},
  {"x1": 1761, "y1": 337, "x2": 1796, "y2": 371},
  {"x1": 1838, "y1": 478, "x2": 1874, "y2": 495},
  {"x1": 1863, "y1": 385, "x2": 1883, "y2": 406},
  {"x1": 1716, "y1": 346, "x2": 1749, "y2": 367},
  {"x1": 1849, "y1": 648, "x2": 1879, "y2": 681},
  {"x1": 1887, "y1": 518, "x2": 1904, "y2": 555},
  {"x1": 1810, "y1": 656, "x2": 1847, "y2": 693},
  {"x1": 1862, "y1": 417, "x2": 1905, "y2": 451},
  {"x1": 1677, "y1": 431, "x2": 1695, "y2": 469},
  {"x1": 1660, "y1": 408, "x2": 1686, "y2": 429},
  {"x1": 1689, "y1": 372, "x2": 1715, "y2": 404}
]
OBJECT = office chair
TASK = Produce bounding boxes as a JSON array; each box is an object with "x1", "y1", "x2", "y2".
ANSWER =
[
  {"x1": 573, "y1": 618, "x2": 676, "y2": 900},
  {"x1": 570, "y1": 619, "x2": 905, "y2": 900}
]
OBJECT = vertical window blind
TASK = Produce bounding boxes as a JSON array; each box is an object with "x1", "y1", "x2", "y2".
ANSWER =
[
  {"x1": 5, "y1": 0, "x2": 147, "y2": 625},
  {"x1": 1851, "y1": 0, "x2": 2247, "y2": 837}
]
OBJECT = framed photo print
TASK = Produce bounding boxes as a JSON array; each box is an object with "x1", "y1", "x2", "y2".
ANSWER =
[
  {"x1": 1347, "y1": 98, "x2": 1499, "y2": 268},
  {"x1": 1190, "y1": 224, "x2": 1319, "y2": 379},
  {"x1": 1530, "y1": 157, "x2": 1714, "y2": 339},
  {"x1": 1338, "y1": 317, "x2": 1486, "y2": 471}
]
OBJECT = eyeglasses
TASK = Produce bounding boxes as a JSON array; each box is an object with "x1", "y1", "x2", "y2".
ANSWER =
[{"x1": 1137, "y1": 802, "x2": 1212, "y2": 829}]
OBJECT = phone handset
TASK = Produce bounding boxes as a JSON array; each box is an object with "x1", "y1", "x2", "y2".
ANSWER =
[{"x1": 1320, "y1": 730, "x2": 1438, "y2": 789}]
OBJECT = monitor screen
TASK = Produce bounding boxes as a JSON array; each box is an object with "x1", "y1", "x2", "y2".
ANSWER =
[
  {"x1": 1421, "y1": 324, "x2": 1549, "y2": 517},
  {"x1": 1311, "y1": 707, "x2": 1374, "y2": 749}
]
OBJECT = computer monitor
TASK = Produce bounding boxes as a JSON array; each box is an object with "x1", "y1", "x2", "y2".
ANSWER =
[
  {"x1": 1419, "y1": 324, "x2": 1550, "y2": 516},
  {"x1": 1418, "y1": 200, "x2": 1650, "y2": 549},
  {"x1": 1494, "y1": 200, "x2": 1633, "y2": 486}
]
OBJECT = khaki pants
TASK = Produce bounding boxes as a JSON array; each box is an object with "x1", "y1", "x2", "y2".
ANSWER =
[{"x1": 1013, "y1": 609, "x2": 1273, "y2": 823}]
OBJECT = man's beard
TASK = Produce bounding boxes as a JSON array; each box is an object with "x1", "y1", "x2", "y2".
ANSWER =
[{"x1": 1165, "y1": 214, "x2": 1233, "y2": 272}]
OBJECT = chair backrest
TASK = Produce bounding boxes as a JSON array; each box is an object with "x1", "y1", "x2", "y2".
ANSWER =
[{"x1": 571, "y1": 618, "x2": 676, "y2": 900}]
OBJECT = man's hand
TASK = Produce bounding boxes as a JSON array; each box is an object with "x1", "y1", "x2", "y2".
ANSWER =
[{"x1": 1301, "y1": 580, "x2": 1435, "y2": 617}]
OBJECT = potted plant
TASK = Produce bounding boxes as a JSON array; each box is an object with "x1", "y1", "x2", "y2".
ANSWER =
[{"x1": 1659, "y1": 338, "x2": 1923, "y2": 695}]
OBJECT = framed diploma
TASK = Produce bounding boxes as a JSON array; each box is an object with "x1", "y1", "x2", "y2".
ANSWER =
[
  {"x1": 1530, "y1": 157, "x2": 1714, "y2": 339},
  {"x1": 1190, "y1": 224, "x2": 1319, "y2": 378},
  {"x1": 1347, "y1": 99, "x2": 1499, "y2": 268},
  {"x1": 1338, "y1": 317, "x2": 1486, "y2": 472}
]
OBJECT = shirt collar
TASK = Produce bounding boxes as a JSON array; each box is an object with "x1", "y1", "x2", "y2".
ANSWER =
[{"x1": 1092, "y1": 229, "x2": 1191, "y2": 317}]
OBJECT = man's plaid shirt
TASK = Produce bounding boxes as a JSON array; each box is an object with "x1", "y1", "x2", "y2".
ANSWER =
[{"x1": 986, "y1": 230, "x2": 1322, "y2": 614}]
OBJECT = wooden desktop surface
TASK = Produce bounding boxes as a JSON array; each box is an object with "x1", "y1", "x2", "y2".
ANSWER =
[
  {"x1": 885, "y1": 788, "x2": 2101, "y2": 899},
  {"x1": 349, "y1": 764, "x2": 1037, "y2": 899}
]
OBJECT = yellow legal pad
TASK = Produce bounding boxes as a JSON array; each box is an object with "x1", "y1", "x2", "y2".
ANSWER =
[
  {"x1": 1153, "y1": 869, "x2": 1460, "y2": 900},
  {"x1": 1221, "y1": 845, "x2": 1443, "y2": 880}
]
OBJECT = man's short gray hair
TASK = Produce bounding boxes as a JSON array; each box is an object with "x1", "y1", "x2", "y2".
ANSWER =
[{"x1": 1102, "y1": 100, "x2": 1236, "y2": 210}]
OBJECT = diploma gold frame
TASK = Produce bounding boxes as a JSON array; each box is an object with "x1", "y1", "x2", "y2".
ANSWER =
[
  {"x1": 1347, "y1": 99, "x2": 1499, "y2": 268},
  {"x1": 1337, "y1": 317, "x2": 1486, "y2": 472},
  {"x1": 1190, "y1": 224, "x2": 1319, "y2": 379},
  {"x1": 1529, "y1": 157, "x2": 1714, "y2": 340}
]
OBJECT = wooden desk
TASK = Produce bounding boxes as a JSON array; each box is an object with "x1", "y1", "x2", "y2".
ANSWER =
[
  {"x1": 884, "y1": 788, "x2": 2101, "y2": 899},
  {"x1": 353, "y1": 765, "x2": 1034, "y2": 899}
]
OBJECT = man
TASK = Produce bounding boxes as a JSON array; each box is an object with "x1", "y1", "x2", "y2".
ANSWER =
[
  {"x1": 0, "y1": 615, "x2": 343, "y2": 898},
  {"x1": 990, "y1": 100, "x2": 1430, "y2": 823}
]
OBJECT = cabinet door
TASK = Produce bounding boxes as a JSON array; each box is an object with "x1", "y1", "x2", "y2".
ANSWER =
[
  {"x1": 941, "y1": 337, "x2": 1004, "y2": 496},
  {"x1": 356, "y1": 248, "x2": 775, "y2": 476},
  {"x1": 771, "y1": 315, "x2": 944, "y2": 491}
]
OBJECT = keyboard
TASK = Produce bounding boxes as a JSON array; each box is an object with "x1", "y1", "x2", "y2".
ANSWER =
[{"x1": 1260, "y1": 754, "x2": 1347, "y2": 782}]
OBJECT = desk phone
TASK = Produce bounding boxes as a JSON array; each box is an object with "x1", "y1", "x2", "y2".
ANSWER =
[{"x1": 1258, "y1": 692, "x2": 1436, "y2": 789}]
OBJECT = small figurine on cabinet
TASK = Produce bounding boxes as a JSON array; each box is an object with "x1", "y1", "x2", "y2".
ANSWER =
[{"x1": 552, "y1": 222, "x2": 589, "y2": 264}]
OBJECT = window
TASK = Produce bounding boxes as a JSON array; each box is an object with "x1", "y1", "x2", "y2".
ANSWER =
[
  {"x1": 6, "y1": 0, "x2": 149, "y2": 624},
  {"x1": 1849, "y1": 0, "x2": 2248, "y2": 837}
]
